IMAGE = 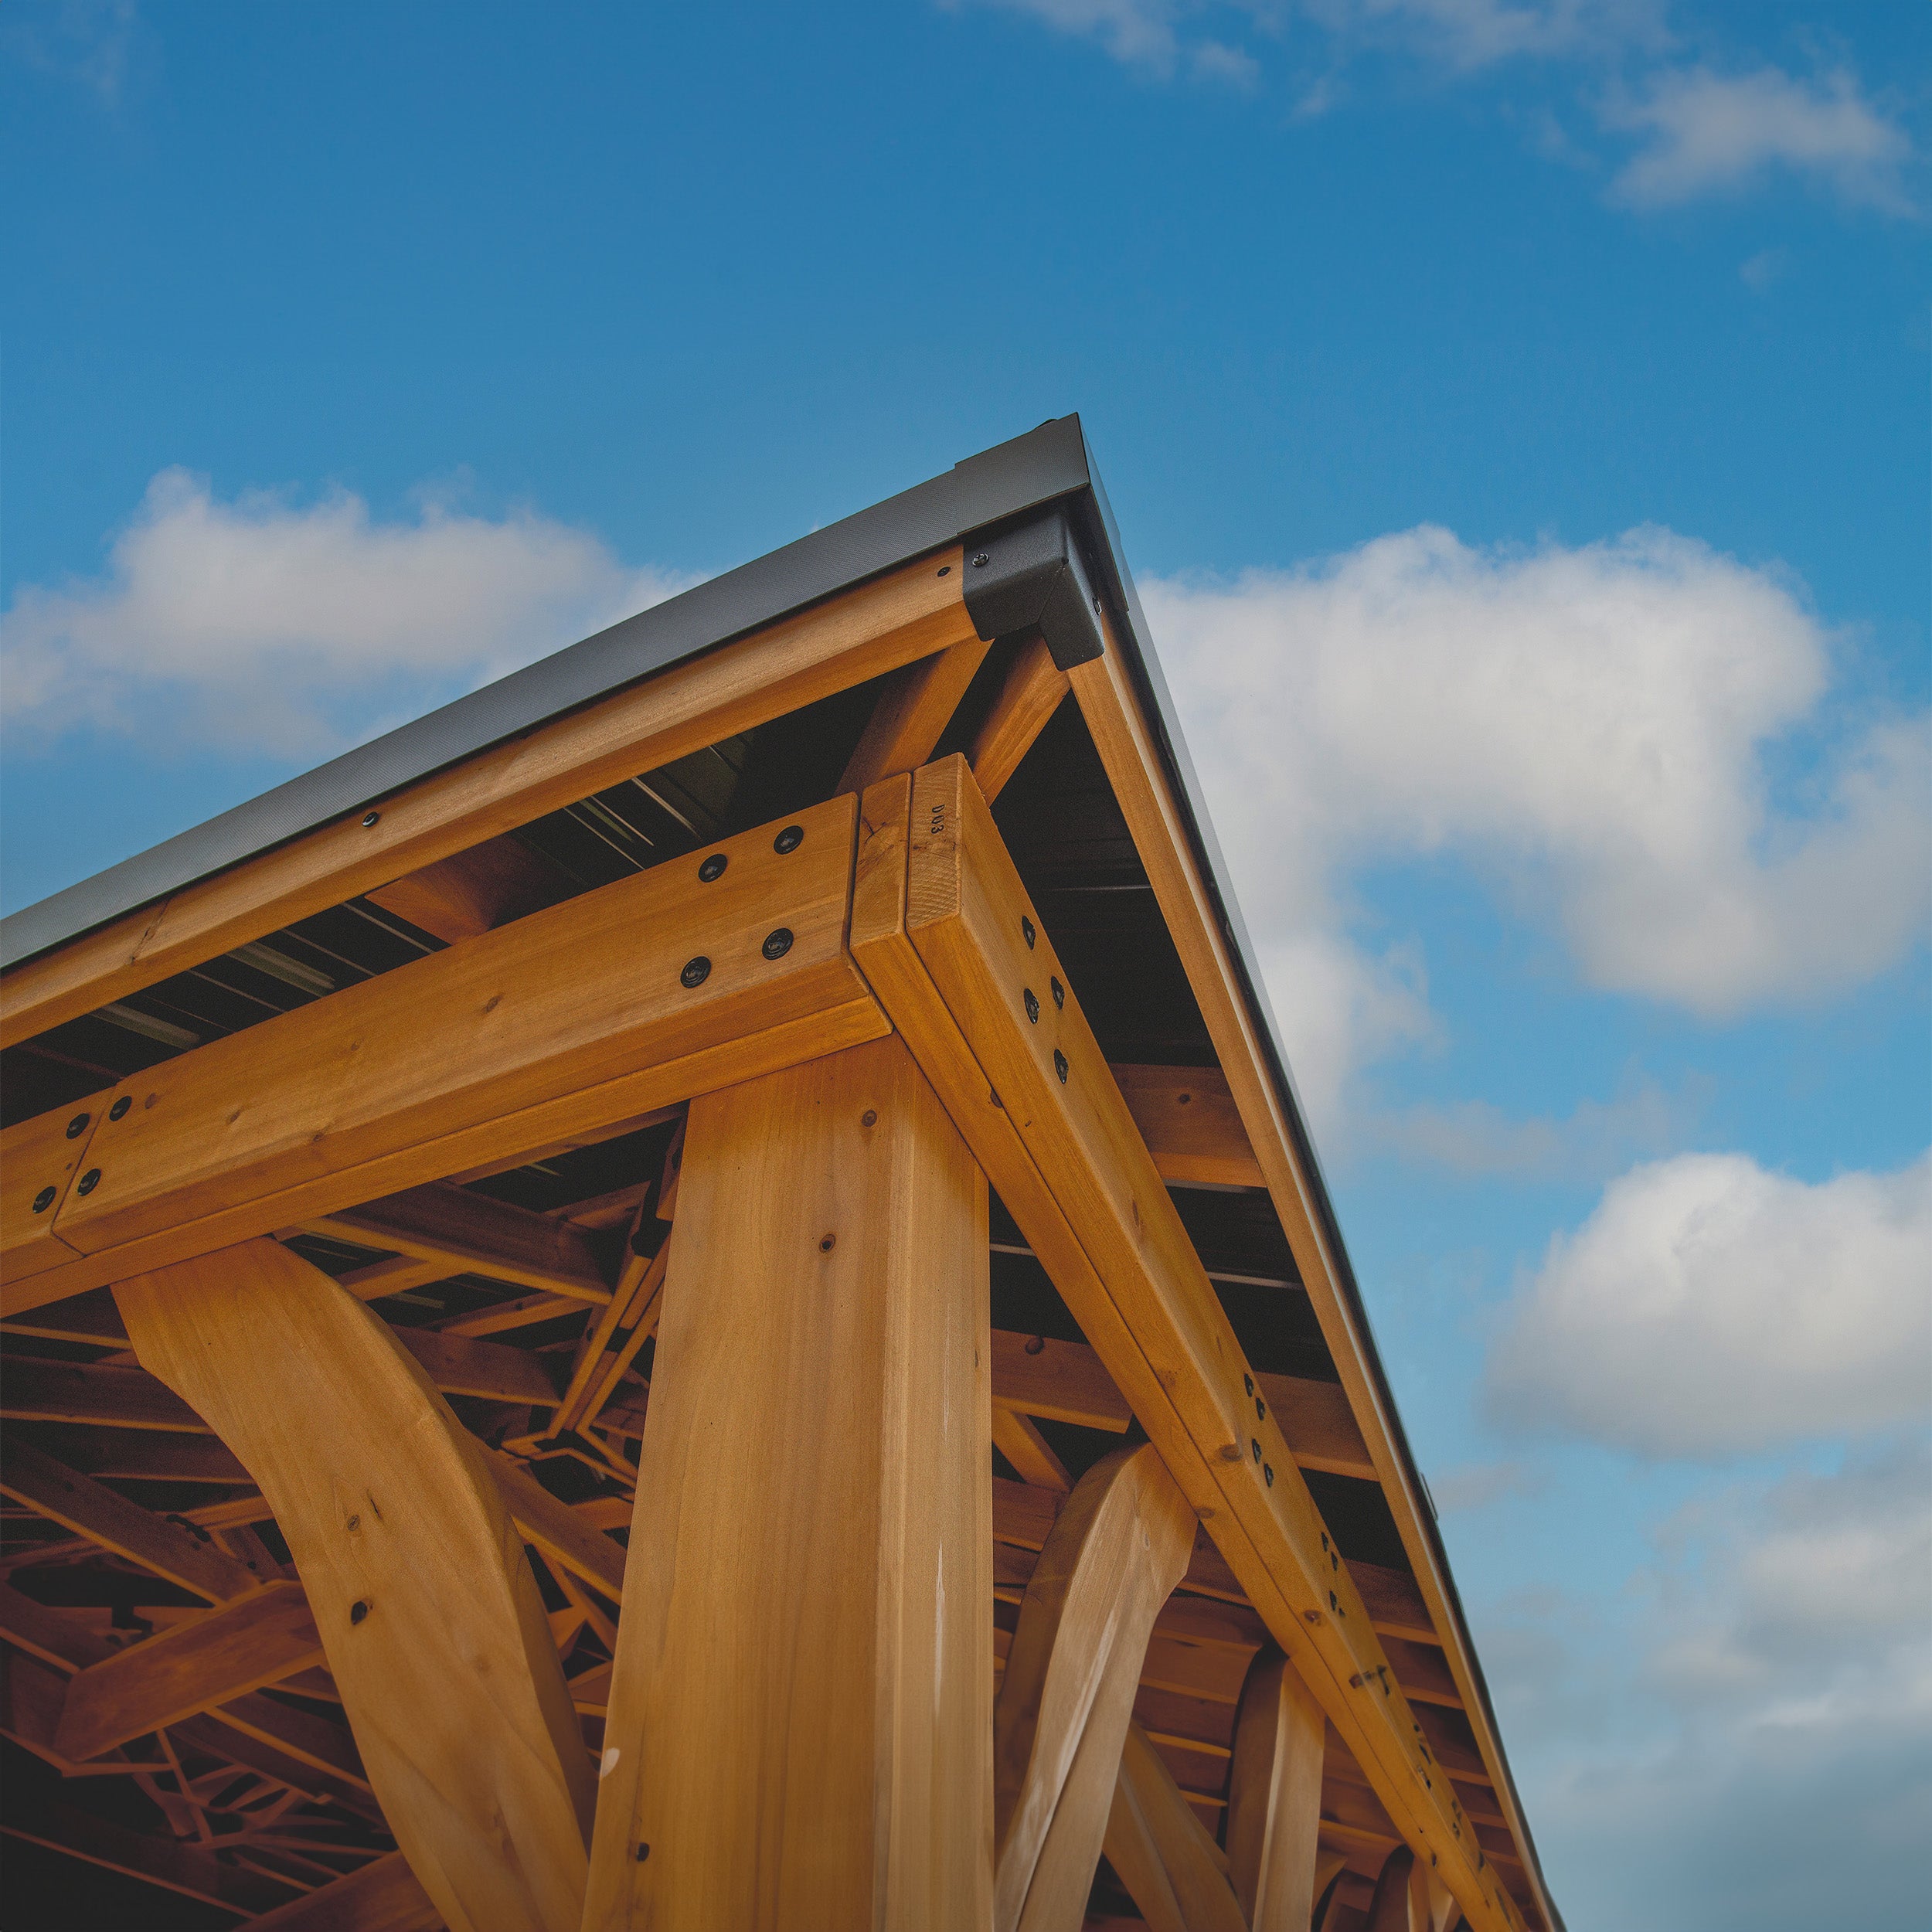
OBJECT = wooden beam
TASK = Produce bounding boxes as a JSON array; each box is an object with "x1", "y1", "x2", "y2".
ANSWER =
[
  {"x1": 366, "y1": 832, "x2": 566, "y2": 943},
  {"x1": 54, "y1": 1578, "x2": 324, "y2": 1762},
  {"x1": 0, "y1": 1094, "x2": 108, "y2": 1283},
  {"x1": 485, "y1": 1448, "x2": 628, "y2": 1603},
  {"x1": 247, "y1": 1849, "x2": 444, "y2": 1931},
  {"x1": 308, "y1": 1181, "x2": 613, "y2": 1305},
  {"x1": 116, "y1": 1237, "x2": 594, "y2": 1932},
  {"x1": 992, "y1": 1407, "x2": 1072, "y2": 1491},
  {"x1": 993, "y1": 1443, "x2": 1196, "y2": 1932},
  {"x1": 1114, "y1": 1063, "x2": 1265, "y2": 1189},
  {"x1": 0, "y1": 1435, "x2": 263, "y2": 1601},
  {"x1": 2, "y1": 546, "x2": 972, "y2": 1049},
  {"x1": 1226, "y1": 1648, "x2": 1328, "y2": 1930},
  {"x1": 583, "y1": 1034, "x2": 992, "y2": 1932},
  {"x1": 169, "y1": 1709, "x2": 381, "y2": 1821},
  {"x1": 5, "y1": 794, "x2": 883, "y2": 1315},
  {"x1": 1070, "y1": 638, "x2": 1549, "y2": 1923},
  {"x1": 1102, "y1": 1717, "x2": 1247, "y2": 1932},
  {"x1": 851, "y1": 759, "x2": 1517, "y2": 1932},
  {"x1": 968, "y1": 634, "x2": 1069, "y2": 804},
  {"x1": 839, "y1": 634, "x2": 992, "y2": 794}
]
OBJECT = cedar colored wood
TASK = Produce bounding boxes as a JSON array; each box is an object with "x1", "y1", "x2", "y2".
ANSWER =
[{"x1": 0, "y1": 417, "x2": 1558, "y2": 1931}]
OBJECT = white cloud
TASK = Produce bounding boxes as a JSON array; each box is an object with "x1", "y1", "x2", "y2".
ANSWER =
[
  {"x1": 1607, "y1": 66, "x2": 1913, "y2": 212},
  {"x1": 1485, "y1": 1149, "x2": 1932, "y2": 1456},
  {"x1": 0, "y1": 469, "x2": 689, "y2": 759},
  {"x1": 956, "y1": 0, "x2": 1179, "y2": 70},
  {"x1": 1488, "y1": 1446, "x2": 1932, "y2": 1928},
  {"x1": 1301, "y1": 0, "x2": 1662, "y2": 70},
  {"x1": 1148, "y1": 526, "x2": 1930, "y2": 1124},
  {"x1": 1375, "y1": 1075, "x2": 1697, "y2": 1179}
]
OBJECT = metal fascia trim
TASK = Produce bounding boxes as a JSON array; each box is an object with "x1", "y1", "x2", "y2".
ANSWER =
[{"x1": 958, "y1": 505, "x2": 1106, "y2": 669}]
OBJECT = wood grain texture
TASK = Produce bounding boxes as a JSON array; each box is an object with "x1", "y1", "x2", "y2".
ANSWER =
[
  {"x1": 9, "y1": 799, "x2": 886, "y2": 1317},
  {"x1": 247, "y1": 1850, "x2": 445, "y2": 1932},
  {"x1": 0, "y1": 1093, "x2": 107, "y2": 1282},
  {"x1": 1226, "y1": 1649, "x2": 1328, "y2": 1932},
  {"x1": 1102, "y1": 1718, "x2": 1247, "y2": 1932},
  {"x1": 583, "y1": 1034, "x2": 992, "y2": 1932},
  {"x1": 968, "y1": 635, "x2": 1069, "y2": 804},
  {"x1": 1070, "y1": 643, "x2": 1543, "y2": 1929},
  {"x1": 863, "y1": 756, "x2": 1514, "y2": 1932},
  {"x1": 839, "y1": 634, "x2": 992, "y2": 794},
  {"x1": 1113, "y1": 1063, "x2": 1265, "y2": 1189},
  {"x1": 993, "y1": 1444, "x2": 1196, "y2": 1932},
  {"x1": 366, "y1": 833, "x2": 566, "y2": 944},
  {"x1": 2, "y1": 549, "x2": 971, "y2": 1049},
  {"x1": 116, "y1": 1237, "x2": 594, "y2": 1932},
  {"x1": 54, "y1": 1578, "x2": 323, "y2": 1761}
]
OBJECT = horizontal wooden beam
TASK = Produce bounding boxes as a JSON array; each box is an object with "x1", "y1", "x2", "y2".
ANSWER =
[
  {"x1": 247, "y1": 1849, "x2": 443, "y2": 1931},
  {"x1": 4, "y1": 794, "x2": 883, "y2": 1315},
  {"x1": 54, "y1": 1577, "x2": 323, "y2": 1762},
  {"x1": 1114, "y1": 1063, "x2": 1265, "y2": 1189},
  {"x1": 853, "y1": 760, "x2": 1515, "y2": 1932},
  {"x1": 304, "y1": 1179, "x2": 612, "y2": 1304},
  {"x1": 2, "y1": 547, "x2": 972, "y2": 1049}
]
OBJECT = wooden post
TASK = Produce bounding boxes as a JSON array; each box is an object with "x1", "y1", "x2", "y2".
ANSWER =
[
  {"x1": 1226, "y1": 1648, "x2": 1328, "y2": 1931},
  {"x1": 582, "y1": 1033, "x2": 992, "y2": 1932}
]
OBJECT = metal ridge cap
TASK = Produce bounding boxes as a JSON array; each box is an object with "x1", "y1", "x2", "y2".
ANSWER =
[
  {"x1": 1062, "y1": 426, "x2": 1562, "y2": 1929},
  {"x1": 1, "y1": 417, "x2": 1095, "y2": 973}
]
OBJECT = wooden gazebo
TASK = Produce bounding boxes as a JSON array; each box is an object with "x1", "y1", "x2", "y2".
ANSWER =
[{"x1": 0, "y1": 419, "x2": 1560, "y2": 1931}]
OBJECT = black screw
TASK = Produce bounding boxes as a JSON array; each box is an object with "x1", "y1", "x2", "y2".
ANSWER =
[
  {"x1": 1264, "y1": 1464, "x2": 1274, "y2": 1487},
  {"x1": 937, "y1": 565, "x2": 951, "y2": 577},
  {"x1": 774, "y1": 825, "x2": 804, "y2": 854},
  {"x1": 1023, "y1": 988, "x2": 1039, "y2": 1023},
  {"x1": 362, "y1": 811, "x2": 380, "y2": 828},
  {"x1": 1093, "y1": 597, "x2": 1103, "y2": 614},
  {"x1": 680, "y1": 957, "x2": 712, "y2": 988},
  {"x1": 1250, "y1": 1438, "x2": 1262, "y2": 1462},
  {"x1": 109, "y1": 1096, "x2": 131, "y2": 1121},
  {"x1": 77, "y1": 1169, "x2": 102, "y2": 1196},
  {"x1": 1021, "y1": 916, "x2": 1036, "y2": 948},
  {"x1": 1243, "y1": 1372, "x2": 1254, "y2": 1397},
  {"x1": 762, "y1": 927, "x2": 794, "y2": 961},
  {"x1": 1024, "y1": 1335, "x2": 1046, "y2": 1355},
  {"x1": 1255, "y1": 1396, "x2": 1265, "y2": 1420},
  {"x1": 1049, "y1": 977, "x2": 1064, "y2": 1009},
  {"x1": 698, "y1": 853, "x2": 728, "y2": 883},
  {"x1": 31, "y1": 1186, "x2": 56, "y2": 1214},
  {"x1": 971, "y1": 552, "x2": 990, "y2": 567},
  {"x1": 1053, "y1": 1049, "x2": 1069, "y2": 1084},
  {"x1": 65, "y1": 1113, "x2": 89, "y2": 1139},
  {"x1": 350, "y1": 1599, "x2": 370, "y2": 1625}
]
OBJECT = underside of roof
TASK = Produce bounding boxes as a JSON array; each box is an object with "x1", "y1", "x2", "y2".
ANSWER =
[{"x1": 0, "y1": 418, "x2": 1559, "y2": 1930}]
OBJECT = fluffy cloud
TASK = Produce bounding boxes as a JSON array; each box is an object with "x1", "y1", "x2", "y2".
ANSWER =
[
  {"x1": 1376, "y1": 1077, "x2": 1697, "y2": 1179},
  {"x1": 1608, "y1": 66, "x2": 1913, "y2": 212},
  {"x1": 0, "y1": 470, "x2": 689, "y2": 758},
  {"x1": 1485, "y1": 1149, "x2": 1932, "y2": 1455},
  {"x1": 1148, "y1": 526, "x2": 1930, "y2": 1123},
  {"x1": 1488, "y1": 1445, "x2": 1932, "y2": 1929}
]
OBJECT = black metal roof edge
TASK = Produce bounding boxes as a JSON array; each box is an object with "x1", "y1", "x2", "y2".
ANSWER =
[
  {"x1": 1, "y1": 411, "x2": 1559, "y2": 1920},
  {"x1": 1058, "y1": 430, "x2": 1563, "y2": 1930},
  {"x1": 1, "y1": 418, "x2": 1097, "y2": 972}
]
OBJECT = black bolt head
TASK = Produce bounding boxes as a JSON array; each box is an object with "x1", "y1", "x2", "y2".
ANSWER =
[
  {"x1": 1251, "y1": 1438, "x2": 1262, "y2": 1462},
  {"x1": 1021, "y1": 915, "x2": 1036, "y2": 948},
  {"x1": 31, "y1": 1186, "x2": 56, "y2": 1214},
  {"x1": 680, "y1": 956, "x2": 712, "y2": 989},
  {"x1": 1243, "y1": 1372, "x2": 1255, "y2": 1397},
  {"x1": 1264, "y1": 1463, "x2": 1275, "y2": 1487},
  {"x1": 636, "y1": 1843, "x2": 651, "y2": 1863},
  {"x1": 1255, "y1": 1396, "x2": 1265, "y2": 1420},
  {"x1": 349, "y1": 1599, "x2": 370, "y2": 1625},
  {"x1": 65, "y1": 1113, "x2": 89, "y2": 1139},
  {"x1": 698, "y1": 852, "x2": 728, "y2": 883},
  {"x1": 1049, "y1": 976, "x2": 1064, "y2": 1009},
  {"x1": 762, "y1": 927, "x2": 794, "y2": 961},
  {"x1": 774, "y1": 825, "x2": 804, "y2": 855},
  {"x1": 362, "y1": 811, "x2": 380, "y2": 828},
  {"x1": 971, "y1": 552, "x2": 990, "y2": 567},
  {"x1": 1053, "y1": 1049, "x2": 1069, "y2": 1084},
  {"x1": 937, "y1": 565, "x2": 952, "y2": 577},
  {"x1": 109, "y1": 1096, "x2": 132, "y2": 1121},
  {"x1": 1023, "y1": 988, "x2": 1039, "y2": 1024},
  {"x1": 77, "y1": 1168, "x2": 102, "y2": 1196}
]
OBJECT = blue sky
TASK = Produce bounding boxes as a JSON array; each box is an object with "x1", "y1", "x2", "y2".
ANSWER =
[{"x1": 3, "y1": 4, "x2": 1927, "y2": 1925}]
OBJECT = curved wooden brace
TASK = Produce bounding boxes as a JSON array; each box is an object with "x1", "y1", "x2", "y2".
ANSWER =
[
  {"x1": 992, "y1": 1441, "x2": 1196, "y2": 1932},
  {"x1": 1101, "y1": 1718, "x2": 1247, "y2": 1932},
  {"x1": 115, "y1": 1237, "x2": 594, "y2": 1932},
  {"x1": 1226, "y1": 1646, "x2": 1328, "y2": 1930}
]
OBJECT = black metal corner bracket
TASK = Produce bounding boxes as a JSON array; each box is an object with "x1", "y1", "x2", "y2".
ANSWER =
[{"x1": 957, "y1": 503, "x2": 1107, "y2": 670}]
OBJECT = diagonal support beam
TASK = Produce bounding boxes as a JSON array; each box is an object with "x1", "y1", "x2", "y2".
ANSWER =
[
  {"x1": 993, "y1": 1443, "x2": 1196, "y2": 1932},
  {"x1": 1102, "y1": 1718, "x2": 1247, "y2": 1932},
  {"x1": 5, "y1": 795, "x2": 883, "y2": 1316},
  {"x1": 247, "y1": 1849, "x2": 444, "y2": 1931},
  {"x1": 850, "y1": 758, "x2": 1520, "y2": 1932},
  {"x1": 116, "y1": 1236, "x2": 594, "y2": 1932}
]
